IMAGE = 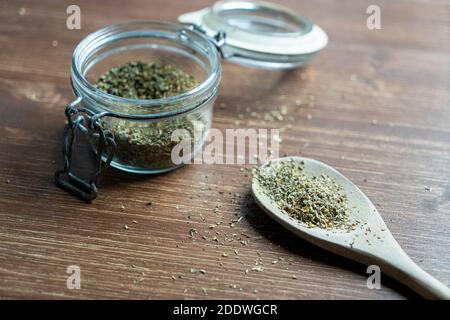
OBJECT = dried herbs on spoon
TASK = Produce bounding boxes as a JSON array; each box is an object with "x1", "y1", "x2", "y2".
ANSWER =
[{"x1": 253, "y1": 159, "x2": 350, "y2": 230}]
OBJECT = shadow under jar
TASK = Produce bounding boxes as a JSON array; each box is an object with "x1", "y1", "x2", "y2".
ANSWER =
[{"x1": 56, "y1": 21, "x2": 221, "y2": 200}]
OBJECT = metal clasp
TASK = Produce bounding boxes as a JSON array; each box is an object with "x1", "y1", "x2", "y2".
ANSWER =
[
  {"x1": 55, "y1": 98, "x2": 116, "y2": 201},
  {"x1": 187, "y1": 24, "x2": 232, "y2": 59}
]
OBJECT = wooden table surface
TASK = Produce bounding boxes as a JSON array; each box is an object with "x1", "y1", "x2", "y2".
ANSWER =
[{"x1": 0, "y1": 0, "x2": 449, "y2": 300}]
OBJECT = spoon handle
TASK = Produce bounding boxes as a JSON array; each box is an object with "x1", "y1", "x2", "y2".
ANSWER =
[{"x1": 377, "y1": 243, "x2": 450, "y2": 299}]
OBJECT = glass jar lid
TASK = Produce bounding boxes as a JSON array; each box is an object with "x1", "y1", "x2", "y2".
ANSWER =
[{"x1": 178, "y1": 0, "x2": 328, "y2": 69}]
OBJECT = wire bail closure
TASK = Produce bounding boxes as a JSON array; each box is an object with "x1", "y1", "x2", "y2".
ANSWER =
[
  {"x1": 55, "y1": 98, "x2": 116, "y2": 201},
  {"x1": 187, "y1": 24, "x2": 231, "y2": 59}
]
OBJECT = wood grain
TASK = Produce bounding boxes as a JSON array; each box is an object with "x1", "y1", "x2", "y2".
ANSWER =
[{"x1": 0, "y1": 0, "x2": 449, "y2": 299}]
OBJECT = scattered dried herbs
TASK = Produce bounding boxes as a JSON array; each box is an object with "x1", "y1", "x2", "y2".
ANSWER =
[
  {"x1": 189, "y1": 268, "x2": 206, "y2": 274},
  {"x1": 254, "y1": 159, "x2": 350, "y2": 229}
]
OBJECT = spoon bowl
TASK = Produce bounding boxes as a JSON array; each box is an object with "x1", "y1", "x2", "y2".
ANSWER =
[{"x1": 252, "y1": 156, "x2": 450, "y2": 299}]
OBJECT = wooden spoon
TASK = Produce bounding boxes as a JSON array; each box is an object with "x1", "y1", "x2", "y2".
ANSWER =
[{"x1": 251, "y1": 156, "x2": 450, "y2": 299}]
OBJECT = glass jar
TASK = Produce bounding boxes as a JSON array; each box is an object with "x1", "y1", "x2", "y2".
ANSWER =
[
  {"x1": 56, "y1": 1, "x2": 327, "y2": 200},
  {"x1": 56, "y1": 21, "x2": 221, "y2": 200}
]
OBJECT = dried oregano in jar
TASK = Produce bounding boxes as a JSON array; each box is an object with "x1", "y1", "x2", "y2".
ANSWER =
[
  {"x1": 96, "y1": 62, "x2": 197, "y2": 100},
  {"x1": 95, "y1": 61, "x2": 206, "y2": 169}
]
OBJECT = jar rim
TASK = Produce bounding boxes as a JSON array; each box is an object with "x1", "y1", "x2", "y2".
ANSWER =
[{"x1": 71, "y1": 20, "x2": 221, "y2": 117}]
